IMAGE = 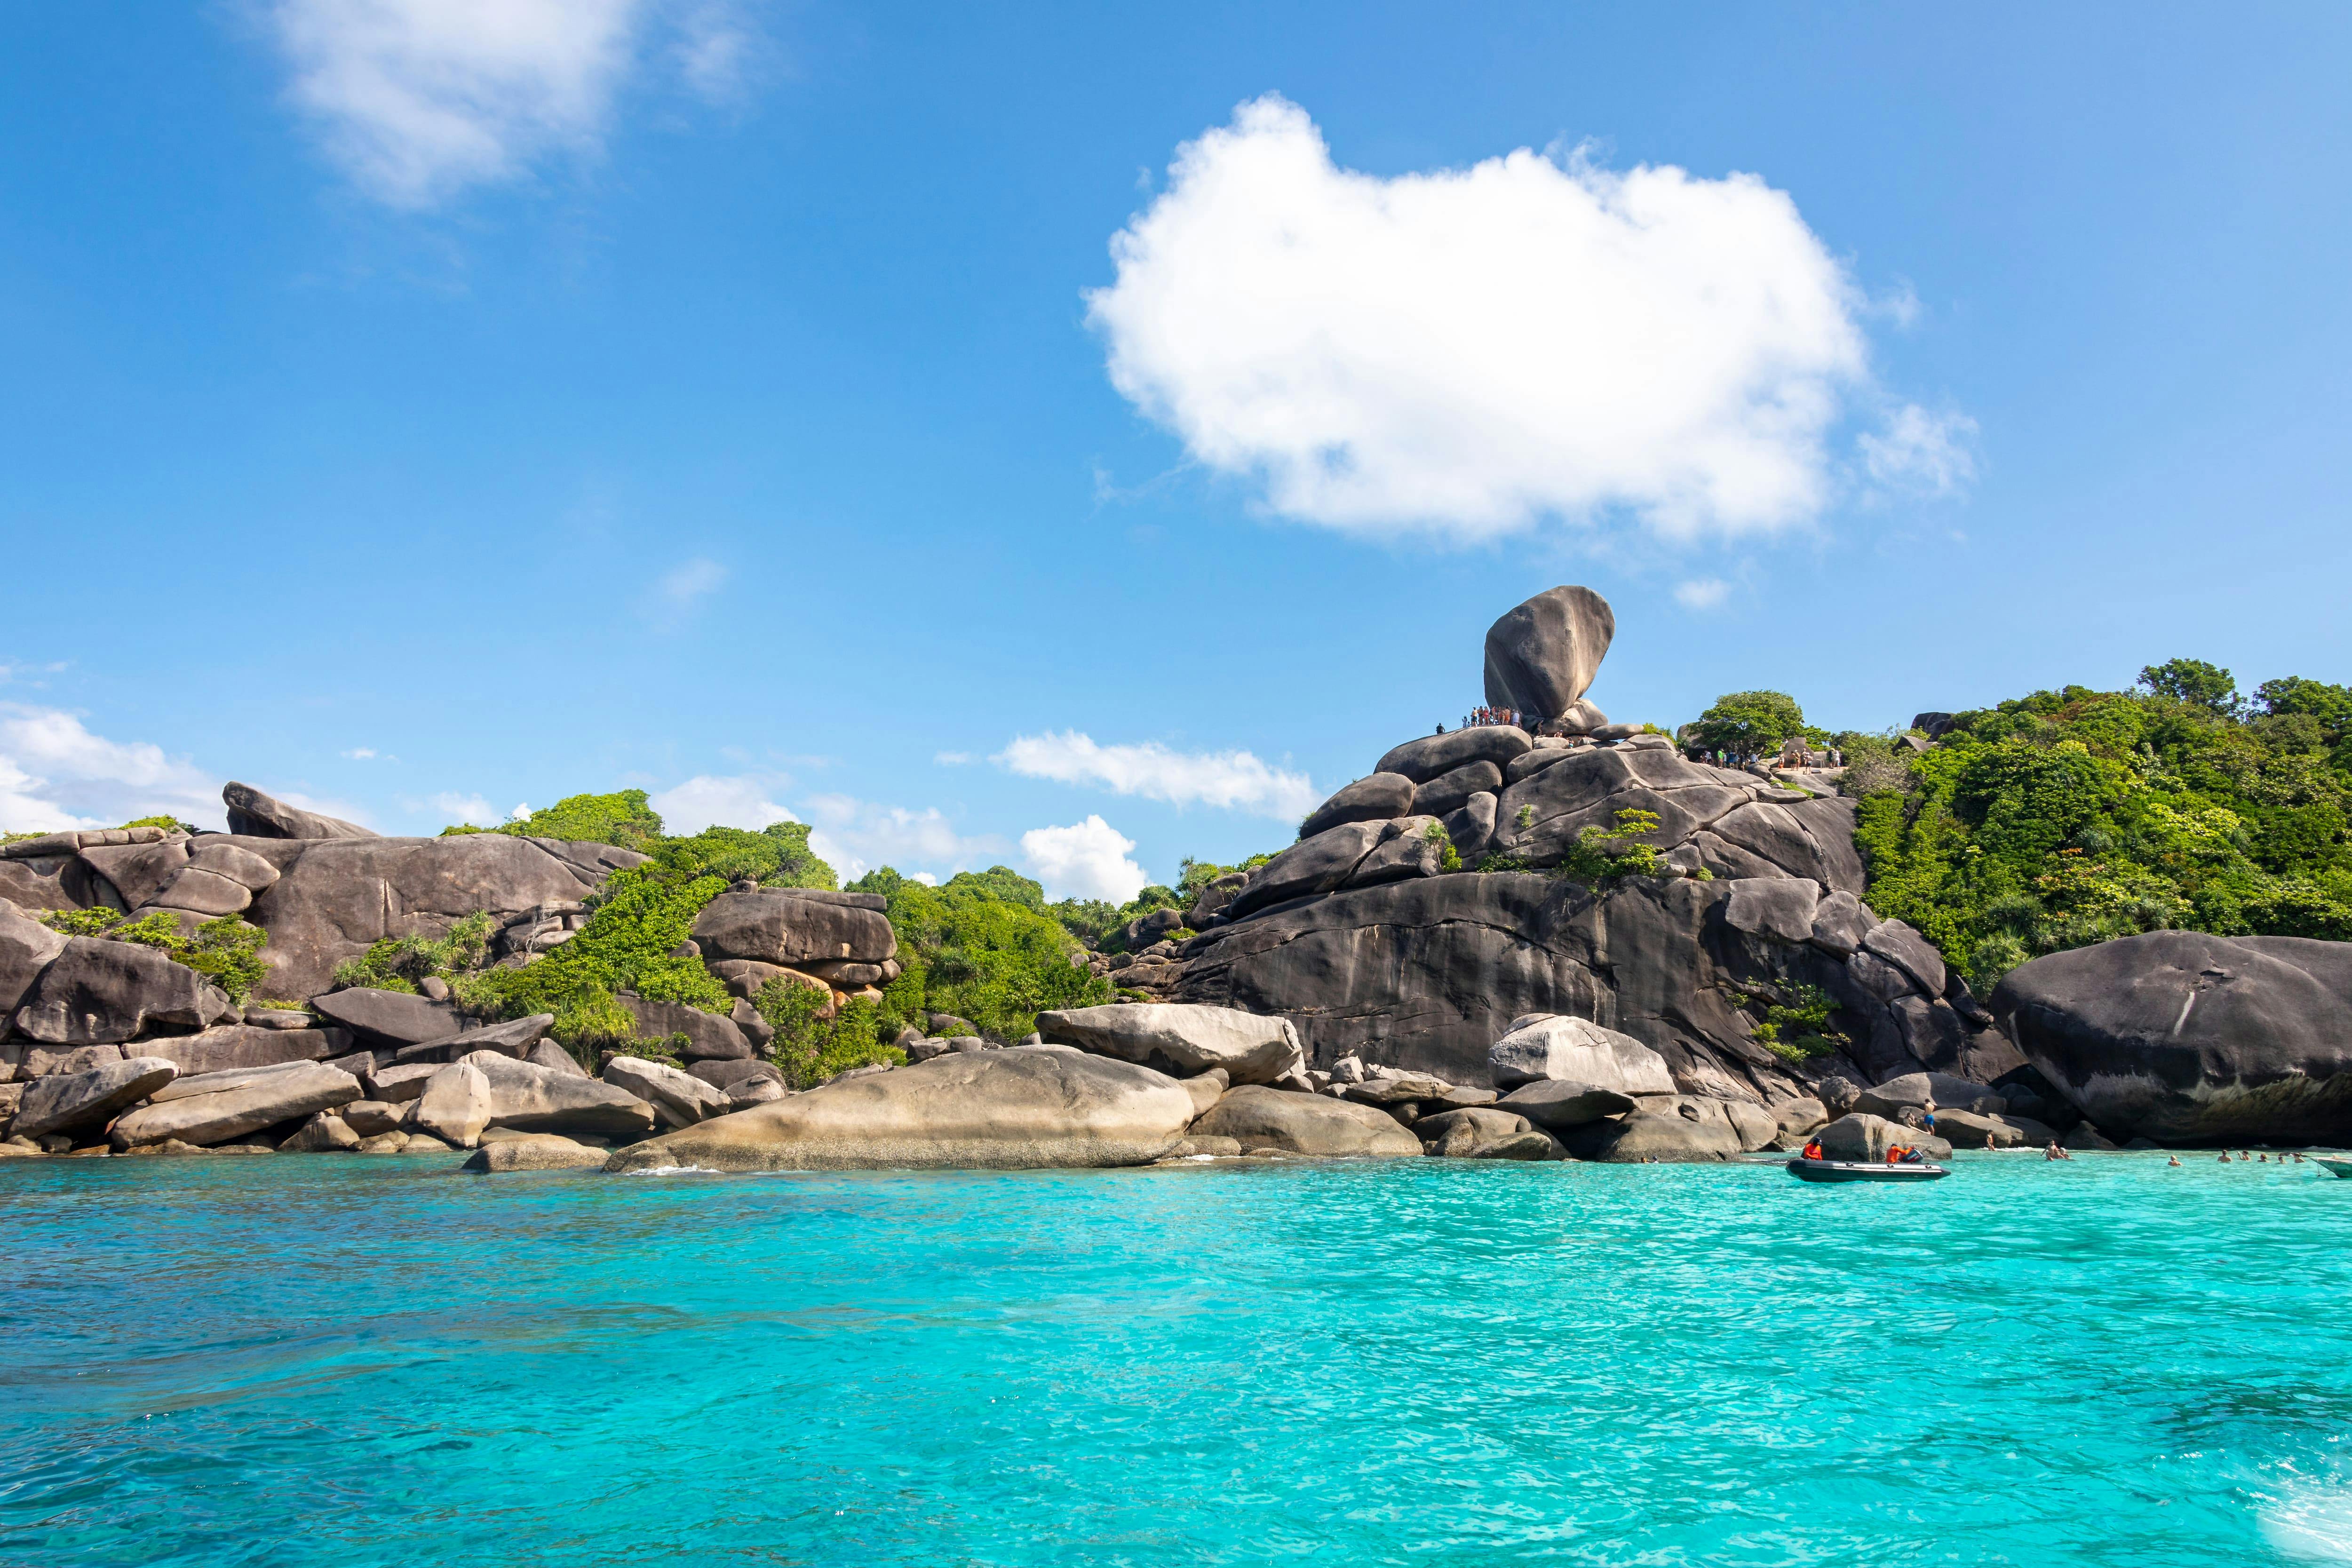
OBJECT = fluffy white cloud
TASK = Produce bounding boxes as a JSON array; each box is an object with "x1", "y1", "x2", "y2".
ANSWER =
[
  {"x1": 264, "y1": 0, "x2": 763, "y2": 207},
  {"x1": 1088, "y1": 94, "x2": 1912, "y2": 543},
  {"x1": 431, "y1": 791, "x2": 502, "y2": 827},
  {"x1": 993, "y1": 732, "x2": 1317, "y2": 820},
  {"x1": 647, "y1": 774, "x2": 795, "y2": 836},
  {"x1": 1859, "y1": 405, "x2": 1979, "y2": 496},
  {"x1": 798, "y1": 795, "x2": 1005, "y2": 883},
  {"x1": 0, "y1": 704, "x2": 224, "y2": 832},
  {"x1": 1674, "y1": 578, "x2": 1731, "y2": 611},
  {"x1": 1021, "y1": 816, "x2": 1149, "y2": 904}
]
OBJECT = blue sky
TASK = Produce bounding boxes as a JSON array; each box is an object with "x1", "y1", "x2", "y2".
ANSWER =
[{"x1": 3, "y1": 1, "x2": 2347, "y2": 898}]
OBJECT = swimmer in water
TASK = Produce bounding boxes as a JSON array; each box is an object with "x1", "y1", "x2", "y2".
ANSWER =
[{"x1": 2168, "y1": 1155, "x2": 2182, "y2": 1167}]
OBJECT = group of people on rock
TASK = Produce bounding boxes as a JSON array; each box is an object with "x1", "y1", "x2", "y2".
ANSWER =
[{"x1": 1462, "y1": 706, "x2": 1524, "y2": 730}]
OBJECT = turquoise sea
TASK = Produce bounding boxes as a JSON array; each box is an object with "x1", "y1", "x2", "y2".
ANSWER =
[{"x1": 4, "y1": 1151, "x2": 2351, "y2": 1566}]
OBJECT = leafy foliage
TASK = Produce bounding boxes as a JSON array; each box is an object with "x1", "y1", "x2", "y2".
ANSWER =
[
  {"x1": 1746, "y1": 983, "x2": 1845, "y2": 1062},
  {"x1": 850, "y1": 866, "x2": 1111, "y2": 1040},
  {"x1": 755, "y1": 981, "x2": 905, "y2": 1089},
  {"x1": 37, "y1": 907, "x2": 272, "y2": 1003},
  {"x1": 332, "y1": 912, "x2": 496, "y2": 994},
  {"x1": 1554, "y1": 808, "x2": 1669, "y2": 883},
  {"x1": 1850, "y1": 670, "x2": 2352, "y2": 992},
  {"x1": 1686, "y1": 691, "x2": 1810, "y2": 761},
  {"x1": 468, "y1": 790, "x2": 667, "y2": 851}
]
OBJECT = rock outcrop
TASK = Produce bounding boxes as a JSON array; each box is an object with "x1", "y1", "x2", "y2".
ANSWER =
[
  {"x1": 1188, "y1": 1085, "x2": 1423, "y2": 1158},
  {"x1": 605, "y1": 1048, "x2": 1196, "y2": 1171},
  {"x1": 1036, "y1": 1003, "x2": 1302, "y2": 1085},
  {"x1": 1483, "y1": 585, "x2": 1614, "y2": 721},
  {"x1": 1994, "y1": 931, "x2": 2352, "y2": 1144}
]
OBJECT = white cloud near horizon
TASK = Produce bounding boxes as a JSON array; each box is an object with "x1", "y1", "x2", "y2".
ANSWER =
[
  {"x1": 430, "y1": 790, "x2": 502, "y2": 827},
  {"x1": 263, "y1": 0, "x2": 764, "y2": 207},
  {"x1": 647, "y1": 774, "x2": 795, "y2": 836},
  {"x1": 798, "y1": 794, "x2": 1005, "y2": 884},
  {"x1": 0, "y1": 704, "x2": 227, "y2": 833},
  {"x1": 1022, "y1": 816, "x2": 1149, "y2": 904},
  {"x1": 1674, "y1": 578, "x2": 1731, "y2": 611},
  {"x1": 1088, "y1": 94, "x2": 1960, "y2": 544},
  {"x1": 993, "y1": 731, "x2": 1318, "y2": 820},
  {"x1": 1859, "y1": 405, "x2": 1979, "y2": 496}
]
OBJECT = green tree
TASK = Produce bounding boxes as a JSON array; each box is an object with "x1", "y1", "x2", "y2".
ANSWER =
[
  {"x1": 2137, "y1": 659, "x2": 2241, "y2": 717},
  {"x1": 1687, "y1": 691, "x2": 1807, "y2": 760}
]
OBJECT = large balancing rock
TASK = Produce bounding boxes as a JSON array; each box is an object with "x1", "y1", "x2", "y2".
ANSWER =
[
  {"x1": 691, "y1": 890, "x2": 897, "y2": 967},
  {"x1": 604, "y1": 1048, "x2": 1195, "y2": 1172},
  {"x1": 1036, "y1": 1002, "x2": 1301, "y2": 1085},
  {"x1": 1993, "y1": 931, "x2": 2352, "y2": 1144},
  {"x1": 1483, "y1": 586, "x2": 1614, "y2": 721}
]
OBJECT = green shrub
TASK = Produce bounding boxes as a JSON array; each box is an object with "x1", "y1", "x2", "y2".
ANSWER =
[
  {"x1": 331, "y1": 912, "x2": 496, "y2": 994},
  {"x1": 1554, "y1": 808, "x2": 1668, "y2": 883},
  {"x1": 39, "y1": 908, "x2": 272, "y2": 1003},
  {"x1": 485, "y1": 790, "x2": 666, "y2": 851},
  {"x1": 756, "y1": 981, "x2": 905, "y2": 1088},
  {"x1": 1852, "y1": 674, "x2": 2352, "y2": 989},
  {"x1": 1749, "y1": 984, "x2": 1845, "y2": 1063},
  {"x1": 850, "y1": 866, "x2": 1111, "y2": 1039},
  {"x1": 1686, "y1": 691, "x2": 1809, "y2": 761},
  {"x1": 119, "y1": 814, "x2": 198, "y2": 835},
  {"x1": 1421, "y1": 819, "x2": 1462, "y2": 872}
]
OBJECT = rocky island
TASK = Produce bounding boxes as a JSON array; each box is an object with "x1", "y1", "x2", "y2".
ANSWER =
[{"x1": 4, "y1": 585, "x2": 2350, "y2": 1171}]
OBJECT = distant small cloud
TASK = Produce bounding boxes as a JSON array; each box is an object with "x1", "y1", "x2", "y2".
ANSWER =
[
  {"x1": 341, "y1": 746, "x2": 398, "y2": 761},
  {"x1": 432, "y1": 791, "x2": 501, "y2": 827},
  {"x1": 993, "y1": 731, "x2": 1317, "y2": 820},
  {"x1": 1674, "y1": 578, "x2": 1731, "y2": 612},
  {"x1": 647, "y1": 774, "x2": 795, "y2": 836},
  {"x1": 1859, "y1": 406, "x2": 1979, "y2": 497},
  {"x1": 933, "y1": 751, "x2": 973, "y2": 766},
  {"x1": 659, "y1": 556, "x2": 728, "y2": 605},
  {"x1": 909, "y1": 871, "x2": 938, "y2": 887},
  {"x1": 1022, "y1": 816, "x2": 1149, "y2": 903},
  {"x1": 799, "y1": 794, "x2": 1005, "y2": 883}
]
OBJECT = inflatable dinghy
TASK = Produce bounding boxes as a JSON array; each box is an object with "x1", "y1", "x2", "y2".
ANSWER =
[{"x1": 1785, "y1": 1157, "x2": 1948, "y2": 1184}]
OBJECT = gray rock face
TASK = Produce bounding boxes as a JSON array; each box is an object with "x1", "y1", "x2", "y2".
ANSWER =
[
  {"x1": 245, "y1": 832, "x2": 628, "y2": 999},
  {"x1": 412, "y1": 1060, "x2": 493, "y2": 1147},
  {"x1": 1490, "y1": 745, "x2": 1866, "y2": 892},
  {"x1": 279, "y1": 1112, "x2": 361, "y2": 1152},
  {"x1": 312, "y1": 987, "x2": 460, "y2": 1047},
  {"x1": 1492, "y1": 1079, "x2": 1637, "y2": 1131},
  {"x1": 1994, "y1": 931, "x2": 2352, "y2": 1143},
  {"x1": 137, "y1": 1026, "x2": 335, "y2": 1077},
  {"x1": 1558, "y1": 1108, "x2": 1740, "y2": 1162},
  {"x1": 405, "y1": 1013, "x2": 554, "y2": 1063},
  {"x1": 467, "y1": 1051, "x2": 657, "y2": 1139},
  {"x1": 1226, "y1": 821, "x2": 1390, "y2": 921},
  {"x1": 1482, "y1": 586, "x2": 1614, "y2": 720},
  {"x1": 1488, "y1": 1016, "x2": 1675, "y2": 1093},
  {"x1": 0, "y1": 902, "x2": 68, "y2": 1025},
  {"x1": 17, "y1": 1043, "x2": 124, "y2": 1077},
  {"x1": 692, "y1": 891, "x2": 897, "y2": 967},
  {"x1": 1443, "y1": 793, "x2": 1500, "y2": 864},
  {"x1": 0, "y1": 857, "x2": 87, "y2": 915},
  {"x1": 222, "y1": 781, "x2": 378, "y2": 841},
  {"x1": 603, "y1": 1055, "x2": 731, "y2": 1126},
  {"x1": 79, "y1": 841, "x2": 193, "y2": 909},
  {"x1": 1178, "y1": 870, "x2": 1943, "y2": 1106},
  {"x1": 617, "y1": 996, "x2": 750, "y2": 1061},
  {"x1": 12, "y1": 937, "x2": 217, "y2": 1044},
  {"x1": 112, "y1": 1061, "x2": 360, "y2": 1148},
  {"x1": 1807, "y1": 891, "x2": 1877, "y2": 956},
  {"x1": 1298, "y1": 774, "x2": 1418, "y2": 839},
  {"x1": 1376, "y1": 727, "x2": 1533, "y2": 784},
  {"x1": 1189, "y1": 1085, "x2": 1423, "y2": 1158},
  {"x1": 464, "y1": 1134, "x2": 607, "y2": 1172},
  {"x1": 1862, "y1": 921, "x2": 1947, "y2": 998},
  {"x1": 1850, "y1": 1071, "x2": 2006, "y2": 1121},
  {"x1": 1344, "y1": 818, "x2": 1447, "y2": 889},
  {"x1": 1413, "y1": 1106, "x2": 1560, "y2": 1159},
  {"x1": 1035, "y1": 1003, "x2": 1302, "y2": 1085},
  {"x1": 14, "y1": 1056, "x2": 177, "y2": 1139},
  {"x1": 1815, "y1": 1113, "x2": 1952, "y2": 1162},
  {"x1": 1412, "y1": 760, "x2": 1505, "y2": 820},
  {"x1": 605, "y1": 1048, "x2": 1196, "y2": 1172}
]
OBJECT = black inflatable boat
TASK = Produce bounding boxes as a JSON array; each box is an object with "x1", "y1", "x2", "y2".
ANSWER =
[{"x1": 1784, "y1": 1156, "x2": 1948, "y2": 1184}]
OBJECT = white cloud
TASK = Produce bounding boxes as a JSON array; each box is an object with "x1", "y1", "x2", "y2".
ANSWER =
[
  {"x1": 276, "y1": 789, "x2": 378, "y2": 828},
  {"x1": 1087, "y1": 94, "x2": 1906, "y2": 544},
  {"x1": 1673, "y1": 578, "x2": 1731, "y2": 611},
  {"x1": 1859, "y1": 405, "x2": 1979, "y2": 496},
  {"x1": 644, "y1": 556, "x2": 728, "y2": 620},
  {"x1": 263, "y1": 0, "x2": 763, "y2": 207},
  {"x1": 0, "y1": 704, "x2": 224, "y2": 832},
  {"x1": 993, "y1": 731, "x2": 1318, "y2": 820},
  {"x1": 798, "y1": 795, "x2": 1006, "y2": 884},
  {"x1": 933, "y1": 751, "x2": 973, "y2": 766},
  {"x1": 647, "y1": 774, "x2": 795, "y2": 836},
  {"x1": 1021, "y1": 816, "x2": 1149, "y2": 904},
  {"x1": 340, "y1": 746, "x2": 397, "y2": 761},
  {"x1": 432, "y1": 791, "x2": 502, "y2": 827}
]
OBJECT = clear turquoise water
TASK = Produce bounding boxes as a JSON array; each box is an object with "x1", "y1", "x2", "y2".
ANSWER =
[{"x1": 4, "y1": 1151, "x2": 2352, "y2": 1566}]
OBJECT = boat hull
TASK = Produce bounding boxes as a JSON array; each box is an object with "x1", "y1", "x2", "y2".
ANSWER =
[
  {"x1": 1785, "y1": 1158, "x2": 1948, "y2": 1183},
  {"x1": 2314, "y1": 1157, "x2": 2352, "y2": 1180}
]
